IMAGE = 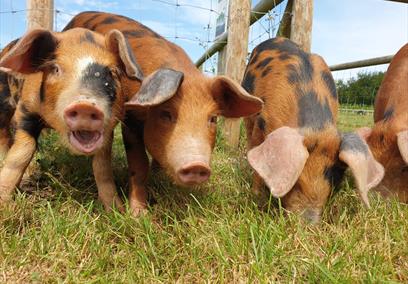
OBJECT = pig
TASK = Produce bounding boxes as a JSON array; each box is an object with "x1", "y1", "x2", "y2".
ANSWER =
[
  {"x1": 64, "y1": 11, "x2": 263, "y2": 216},
  {"x1": 0, "y1": 39, "x2": 24, "y2": 161},
  {"x1": 243, "y1": 37, "x2": 384, "y2": 222},
  {"x1": 0, "y1": 27, "x2": 145, "y2": 211},
  {"x1": 358, "y1": 43, "x2": 408, "y2": 202}
]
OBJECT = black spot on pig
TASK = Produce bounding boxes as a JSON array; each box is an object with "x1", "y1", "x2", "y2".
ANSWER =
[
  {"x1": 123, "y1": 30, "x2": 148, "y2": 39},
  {"x1": 81, "y1": 63, "x2": 117, "y2": 104},
  {"x1": 324, "y1": 161, "x2": 346, "y2": 188},
  {"x1": 81, "y1": 14, "x2": 101, "y2": 30},
  {"x1": 99, "y1": 16, "x2": 119, "y2": 25},
  {"x1": 256, "y1": 57, "x2": 273, "y2": 69},
  {"x1": 0, "y1": 73, "x2": 14, "y2": 128},
  {"x1": 321, "y1": 71, "x2": 337, "y2": 99},
  {"x1": 80, "y1": 31, "x2": 97, "y2": 45},
  {"x1": 298, "y1": 90, "x2": 333, "y2": 130},
  {"x1": 383, "y1": 107, "x2": 394, "y2": 122},
  {"x1": 279, "y1": 53, "x2": 291, "y2": 60},
  {"x1": 287, "y1": 64, "x2": 300, "y2": 84},
  {"x1": 242, "y1": 72, "x2": 255, "y2": 93},
  {"x1": 19, "y1": 105, "x2": 44, "y2": 139},
  {"x1": 257, "y1": 116, "x2": 266, "y2": 132},
  {"x1": 340, "y1": 132, "x2": 369, "y2": 155},
  {"x1": 262, "y1": 66, "x2": 273, "y2": 77},
  {"x1": 39, "y1": 80, "x2": 45, "y2": 102}
]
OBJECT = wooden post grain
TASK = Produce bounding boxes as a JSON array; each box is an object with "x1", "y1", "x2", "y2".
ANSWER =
[
  {"x1": 222, "y1": 0, "x2": 251, "y2": 148},
  {"x1": 290, "y1": 0, "x2": 313, "y2": 51},
  {"x1": 27, "y1": 0, "x2": 54, "y2": 30}
]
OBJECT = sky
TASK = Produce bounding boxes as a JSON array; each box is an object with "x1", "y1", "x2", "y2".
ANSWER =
[{"x1": 0, "y1": 0, "x2": 407, "y2": 79}]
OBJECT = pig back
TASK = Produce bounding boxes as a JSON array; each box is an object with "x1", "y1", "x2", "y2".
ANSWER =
[
  {"x1": 242, "y1": 37, "x2": 338, "y2": 133},
  {"x1": 63, "y1": 12, "x2": 200, "y2": 77},
  {"x1": 374, "y1": 44, "x2": 408, "y2": 125}
]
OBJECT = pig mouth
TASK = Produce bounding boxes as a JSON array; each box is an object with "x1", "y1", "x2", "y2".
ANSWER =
[{"x1": 69, "y1": 130, "x2": 103, "y2": 154}]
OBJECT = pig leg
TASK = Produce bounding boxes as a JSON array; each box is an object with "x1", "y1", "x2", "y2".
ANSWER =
[
  {"x1": 122, "y1": 125, "x2": 149, "y2": 217},
  {"x1": 0, "y1": 129, "x2": 37, "y2": 203},
  {"x1": 0, "y1": 127, "x2": 12, "y2": 163},
  {"x1": 92, "y1": 136, "x2": 124, "y2": 212}
]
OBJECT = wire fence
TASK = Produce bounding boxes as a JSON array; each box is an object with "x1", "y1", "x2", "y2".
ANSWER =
[
  {"x1": 0, "y1": 0, "x2": 289, "y2": 75},
  {"x1": 0, "y1": 0, "x2": 220, "y2": 56},
  {"x1": 0, "y1": 0, "x2": 396, "y2": 130}
]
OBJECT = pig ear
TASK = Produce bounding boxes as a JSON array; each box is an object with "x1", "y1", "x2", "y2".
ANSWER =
[
  {"x1": 0, "y1": 29, "x2": 57, "y2": 74},
  {"x1": 125, "y1": 68, "x2": 184, "y2": 110},
  {"x1": 397, "y1": 130, "x2": 408, "y2": 164},
  {"x1": 339, "y1": 132, "x2": 384, "y2": 207},
  {"x1": 105, "y1": 29, "x2": 144, "y2": 81},
  {"x1": 247, "y1": 126, "x2": 309, "y2": 197},
  {"x1": 211, "y1": 76, "x2": 263, "y2": 118}
]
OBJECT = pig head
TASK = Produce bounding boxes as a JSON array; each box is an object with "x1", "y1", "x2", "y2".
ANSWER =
[{"x1": 126, "y1": 71, "x2": 262, "y2": 185}]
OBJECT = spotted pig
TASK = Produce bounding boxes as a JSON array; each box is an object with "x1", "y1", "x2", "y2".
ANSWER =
[
  {"x1": 243, "y1": 37, "x2": 384, "y2": 222},
  {"x1": 358, "y1": 43, "x2": 408, "y2": 202},
  {"x1": 64, "y1": 11, "x2": 263, "y2": 216},
  {"x1": 0, "y1": 27, "x2": 144, "y2": 210}
]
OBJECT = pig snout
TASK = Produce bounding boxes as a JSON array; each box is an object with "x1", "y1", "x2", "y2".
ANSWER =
[
  {"x1": 64, "y1": 103, "x2": 104, "y2": 130},
  {"x1": 177, "y1": 162, "x2": 211, "y2": 185},
  {"x1": 63, "y1": 102, "x2": 105, "y2": 154}
]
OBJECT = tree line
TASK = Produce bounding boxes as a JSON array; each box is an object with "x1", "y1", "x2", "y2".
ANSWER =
[{"x1": 336, "y1": 71, "x2": 385, "y2": 107}]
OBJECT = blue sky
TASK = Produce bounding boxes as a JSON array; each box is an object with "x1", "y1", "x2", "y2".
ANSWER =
[{"x1": 0, "y1": 0, "x2": 407, "y2": 77}]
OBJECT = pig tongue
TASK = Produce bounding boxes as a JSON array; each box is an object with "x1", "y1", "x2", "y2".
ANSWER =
[
  {"x1": 70, "y1": 130, "x2": 102, "y2": 153},
  {"x1": 75, "y1": 130, "x2": 98, "y2": 142}
]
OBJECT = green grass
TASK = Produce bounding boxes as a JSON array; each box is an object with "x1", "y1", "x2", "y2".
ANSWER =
[{"x1": 0, "y1": 111, "x2": 407, "y2": 282}]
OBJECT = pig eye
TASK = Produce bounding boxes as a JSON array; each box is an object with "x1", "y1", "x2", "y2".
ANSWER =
[
  {"x1": 209, "y1": 115, "x2": 218, "y2": 125},
  {"x1": 50, "y1": 64, "x2": 61, "y2": 75},
  {"x1": 159, "y1": 110, "x2": 173, "y2": 122}
]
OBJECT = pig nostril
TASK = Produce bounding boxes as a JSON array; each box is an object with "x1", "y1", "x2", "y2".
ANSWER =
[
  {"x1": 91, "y1": 113, "x2": 98, "y2": 120},
  {"x1": 181, "y1": 169, "x2": 190, "y2": 176},
  {"x1": 71, "y1": 111, "x2": 78, "y2": 117},
  {"x1": 200, "y1": 171, "x2": 208, "y2": 177}
]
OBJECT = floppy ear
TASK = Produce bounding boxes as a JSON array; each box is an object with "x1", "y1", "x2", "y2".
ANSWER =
[
  {"x1": 247, "y1": 126, "x2": 309, "y2": 197},
  {"x1": 339, "y1": 132, "x2": 384, "y2": 207},
  {"x1": 211, "y1": 76, "x2": 263, "y2": 118},
  {"x1": 397, "y1": 130, "x2": 408, "y2": 164},
  {"x1": 124, "y1": 68, "x2": 184, "y2": 111},
  {"x1": 105, "y1": 29, "x2": 144, "y2": 80},
  {"x1": 0, "y1": 29, "x2": 57, "y2": 74}
]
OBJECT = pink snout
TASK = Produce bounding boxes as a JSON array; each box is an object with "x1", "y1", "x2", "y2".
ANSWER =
[
  {"x1": 64, "y1": 103, "x2": 104, "y2": 131},
  {"x1": 177, "y1": 162, "x2": 211, "y2": 185},
  {"x1": 63, "y1": 102, "x2": 105, "y2": 154}
]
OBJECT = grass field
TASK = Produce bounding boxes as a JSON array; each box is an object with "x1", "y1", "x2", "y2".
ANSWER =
[{"x1": 0, "y1": 110, "x2": 407, "y2": 283}]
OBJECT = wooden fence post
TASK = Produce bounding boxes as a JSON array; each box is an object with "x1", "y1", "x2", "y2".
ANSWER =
[
  {"x1": 277, "y1": 0, "x2": 313, "y2": 51},
  {"x1": 290, "y1": 0, "x2": 313, "y2": 51},
  {"x1": 221, "y1": 0, "x2": 251, "y2": 148},
  {"x1": 27, "y1": 0, "x2": 54, "y2": 30}
]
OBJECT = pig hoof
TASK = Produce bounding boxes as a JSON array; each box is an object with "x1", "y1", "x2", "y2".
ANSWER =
[{"x1": 130, "y1": 206, "x2": 148, "y2": 217}]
